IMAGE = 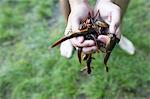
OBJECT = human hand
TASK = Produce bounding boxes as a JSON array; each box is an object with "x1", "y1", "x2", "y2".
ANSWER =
[
  {"x1": 95, "y1": 0, "x2": 121, "y2": 44},
  {"x1": 65, "y1": 2, "x2": 97, "y2": 54}
]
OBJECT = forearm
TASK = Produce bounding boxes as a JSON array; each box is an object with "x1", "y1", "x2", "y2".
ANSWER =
[
  {"x1": 112, "y1": 0, "x2": 130, "y2": 15},
  {"x1": 60, "y1": 0, "x2": 89, "y2": 21}
]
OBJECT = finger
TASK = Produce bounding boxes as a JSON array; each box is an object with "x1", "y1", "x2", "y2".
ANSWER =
[
  {"x1": 82, "y1": 46, "x2": 97, "y2": 54},
  {"x1": 64, "y1": 19, "x2": 71, "y2": 36},
  {"x1": 115, "y1": 26, "x2": 121, "y2": 39},
  {"x1": 98, "y1": 35, "x2": 110, "y2": 45},
  {"x1": 109, "y1": 22, "x2": 117, "y2": 34},
  {"x1": 70, "y1": 36, "x2": 84, "y2": 47},
  {"x1": 82, "y1": 40, "x2": 95, "y2": 47},
  {"x1": 71, "y1": 39, "x2": 95, "y2": 47}
]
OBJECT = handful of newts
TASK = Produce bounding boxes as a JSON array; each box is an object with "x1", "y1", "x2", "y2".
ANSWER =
[{"x1": 51, "y1": 11, "x2": 119, "y2": 74}]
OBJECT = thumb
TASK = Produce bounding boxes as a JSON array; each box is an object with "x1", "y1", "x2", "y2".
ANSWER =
[
  {"x1": 71, "y1": 17, "x2": 84, "y2": 43},
  {"x1": 64, "y1": 20, "x2": 71, "y2": 36}
]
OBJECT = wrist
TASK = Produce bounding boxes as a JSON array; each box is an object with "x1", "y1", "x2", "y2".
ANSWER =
[{"x1": 69, "y1": 0, "x2": 88, "y2": 9}]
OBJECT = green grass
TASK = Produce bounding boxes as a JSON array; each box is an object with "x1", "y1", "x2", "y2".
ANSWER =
[{"x1": 0, "y1": 0, "x2": 150, "y2": 99}]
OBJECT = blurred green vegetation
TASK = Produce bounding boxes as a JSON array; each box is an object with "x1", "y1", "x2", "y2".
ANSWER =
[{"x1": 0, "y1": 0, "x2": 150, "y2": 99}]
